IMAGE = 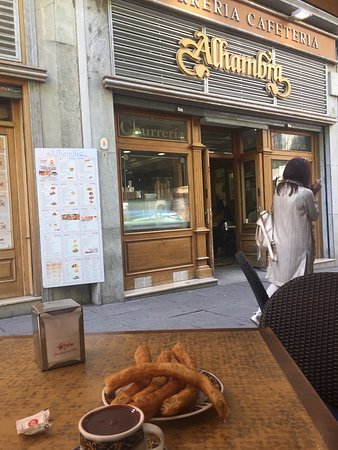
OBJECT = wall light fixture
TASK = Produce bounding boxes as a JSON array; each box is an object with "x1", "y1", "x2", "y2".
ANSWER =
[{"x1": 291, "y1": 8, "x2": 312, "y2": 20}]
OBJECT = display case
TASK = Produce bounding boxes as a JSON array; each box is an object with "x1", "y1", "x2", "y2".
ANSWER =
[{"x1": 120, "y1": 150, "x2": 190, "y2": 232}]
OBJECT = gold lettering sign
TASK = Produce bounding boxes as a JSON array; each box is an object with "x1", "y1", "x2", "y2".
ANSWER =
[{"x1": 176, "y1": 31, "x2": 291, "y2": 99}]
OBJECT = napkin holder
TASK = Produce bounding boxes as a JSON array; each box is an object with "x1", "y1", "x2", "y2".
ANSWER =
[{"x1": 32, "y1": 299, "x2": 85, "y2": 371}]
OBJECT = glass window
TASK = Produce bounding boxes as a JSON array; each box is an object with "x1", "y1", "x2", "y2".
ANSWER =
[
  {"x1": 271, "y1": 133, "x2": 311, "y2": 151},
  {"x1": 201, "y1": 125, "x2": 233, "y2": 154},
  {"x1": 0, "y1": 98, "x2": 11, "y2": 120},
  {"x1": 0, "y1": 0, "x2": 21, "y2": 61},
  {"x1": 0, "y1": 134, "x2": 13, "y2": 248},
  {"x1": 121, "y1": 151, "x2": 190, "y2": 232},
  {"x1": 271, "y1": 160, "x2": 287, "y2": 190},
  {"x1": 243, "y1": 160, "x2": 257, "y2": 223},
  {"x1": 242, "y1": 129, "x2": 257, "y2": 153}
]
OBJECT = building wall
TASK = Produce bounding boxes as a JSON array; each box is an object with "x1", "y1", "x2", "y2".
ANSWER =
[
  {"x1": 33, "y1": 0, "x2": 124, "y2": 304},
  {"x1": 31, "y1": 0, "x2": 337, "y2": 305},
  {"x1": 83, "y1": 0, "x2": 125, "y2": 304}
]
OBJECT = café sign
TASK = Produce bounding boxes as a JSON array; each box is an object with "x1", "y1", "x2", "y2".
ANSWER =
[
  {"x1": 118, "y1": 113, "x2": 187, "y2": 140},
  {"x1": 148, "y1": 0, "x2": 336, "y2": 61},
  {"x1": 176, "y1": 31, "x2": 291, "y2": 99}
]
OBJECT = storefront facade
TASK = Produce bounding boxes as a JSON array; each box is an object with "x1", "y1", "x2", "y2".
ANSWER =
[
  {"x1": 0, "y1": 0, "x2": 337, "y2": 315},
  {"x1": 105, "y1": 0, "x2": 337, "y2": 289}
]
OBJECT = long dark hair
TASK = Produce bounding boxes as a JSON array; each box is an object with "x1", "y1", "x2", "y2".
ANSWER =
[{"x1": 276, "y1": 157, "x2": 311, "y2": 196}]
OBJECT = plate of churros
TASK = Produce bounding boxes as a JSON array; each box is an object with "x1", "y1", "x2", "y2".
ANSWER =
[
  {"x1": 102, "y1": 368, "x2": 223, "y2": 421},
  {"x1": 102, "y1": 342, "x2": 229, "y2": 423}
]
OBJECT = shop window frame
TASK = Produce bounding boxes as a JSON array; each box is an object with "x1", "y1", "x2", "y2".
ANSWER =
[
  {"x1": 119, "y1": 149, "x2": 191, "y2": 233},
  {"x1": 115, "y1": 108, "x2": 194, "y2": 237}
]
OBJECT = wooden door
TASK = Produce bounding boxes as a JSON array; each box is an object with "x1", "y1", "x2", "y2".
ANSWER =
[
  {"x1": 237, "y1": 152, "x2": 263, "y2": 265},
  {"x1": 0, "y1": 127, "x2": 25, "y2": 298}
]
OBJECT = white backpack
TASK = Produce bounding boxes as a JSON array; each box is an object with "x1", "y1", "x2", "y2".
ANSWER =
[{"x1": 255, "y1": 210, "x2": 277, "y2": 261}]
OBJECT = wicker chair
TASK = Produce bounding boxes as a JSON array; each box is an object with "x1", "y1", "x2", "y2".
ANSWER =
[
  {"x1": 260, "y1": 272, "x2": 338, "y2": 411},
  {"x1": 234, "y1": 251, "x2": 269, "y2": 311}
]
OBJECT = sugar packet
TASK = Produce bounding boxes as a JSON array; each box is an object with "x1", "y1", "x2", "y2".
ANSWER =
[{"x1": 16, "y1": 409, "x2": 52, "y2": 435}]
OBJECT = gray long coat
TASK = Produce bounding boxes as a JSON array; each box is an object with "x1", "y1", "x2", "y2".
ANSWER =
[{"x1": 266, "y1": 185, "x2": 319, "y2": 287}]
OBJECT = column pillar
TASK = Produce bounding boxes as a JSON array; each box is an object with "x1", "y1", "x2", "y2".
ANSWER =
[{"x1": 191, "y1": 119, "x2": 212, "y2": 279}]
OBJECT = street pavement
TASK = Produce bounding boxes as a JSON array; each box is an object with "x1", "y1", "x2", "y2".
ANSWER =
[
  {"x1": 0, "y1": 265, "x2": 262, "y2": 335},
  {"x1": 0, "y1": 263, "x2": 336, "y2": 336}
]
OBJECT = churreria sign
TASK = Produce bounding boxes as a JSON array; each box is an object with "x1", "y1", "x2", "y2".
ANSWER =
[{"x1": 176, "y1": 30, "x2": 291, "y2": 99}]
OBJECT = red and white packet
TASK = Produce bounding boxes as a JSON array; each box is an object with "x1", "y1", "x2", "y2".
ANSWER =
[{"x1": 16, "y1": 409, "x2": 52, "y2": 435}]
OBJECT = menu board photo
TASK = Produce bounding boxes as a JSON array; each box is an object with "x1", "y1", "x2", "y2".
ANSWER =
[{"x1": 35, "y1": 148, "x2": 105, "y2": 288}]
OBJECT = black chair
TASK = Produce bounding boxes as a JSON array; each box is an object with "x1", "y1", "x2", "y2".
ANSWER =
[
  {"x1": 260, "y1": 272, "x2": 338, "y2": 413},
  {"x1": 234, "y1": 251, "x2": 269, "y2": 311}
]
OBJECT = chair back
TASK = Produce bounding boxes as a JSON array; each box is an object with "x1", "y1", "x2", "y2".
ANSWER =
[
  {"x1": 260, "y1": 272, "x2": 338, "y2": 408},
  {"x1": 234, "y1": 251, "x2": 269, "y2": 310}
]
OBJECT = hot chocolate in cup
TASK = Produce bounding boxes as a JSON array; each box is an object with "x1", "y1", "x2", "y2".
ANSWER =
[{"x1": 78, "y1": 404, "x2": 165, "y2": 450}]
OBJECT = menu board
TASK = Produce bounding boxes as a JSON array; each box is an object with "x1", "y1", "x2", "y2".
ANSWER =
[{"x1": 35, "y1": 148, "x2": 105, "y2": 288}]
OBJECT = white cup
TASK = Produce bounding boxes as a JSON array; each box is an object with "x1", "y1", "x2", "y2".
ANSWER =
[{"x1": 78, "y1": 404, "x2": 164, "y2": 450}]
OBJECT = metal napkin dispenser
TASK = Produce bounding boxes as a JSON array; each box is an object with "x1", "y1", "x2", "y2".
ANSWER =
[{"x1": 32, "y1": 299, "x2": 85, "y2": 371}]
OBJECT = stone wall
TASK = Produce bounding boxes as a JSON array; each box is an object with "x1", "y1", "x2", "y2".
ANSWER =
[{"x1": 33, "y1": 0, "x2": 124, "y2": 304}]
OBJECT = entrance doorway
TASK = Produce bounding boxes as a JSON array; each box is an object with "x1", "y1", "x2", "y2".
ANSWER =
[
  {"x1": 0, "y1": 126, "x2": 26, "y2": 298},
  {"x1": 202, "y1": 123, "x2": 322, "y2": 268},
  {"x1": 201, "y1": 125, "x2": 237, "y2": 266},
  {"x1": 210, "y1": 157, "x2": 237, "y2": 266},
  {"x1": 0, "y1": 96, "x2": 32, "y2": 301}
]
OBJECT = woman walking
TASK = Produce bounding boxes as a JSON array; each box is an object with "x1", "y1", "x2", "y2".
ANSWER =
[{"x1": 251, "y1": 157, "x2": 321, "y2": 325}]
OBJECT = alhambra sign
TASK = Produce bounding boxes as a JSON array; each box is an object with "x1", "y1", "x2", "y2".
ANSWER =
[{"x1": 176, "y1": 31, "x2": 291, "y2": 99}]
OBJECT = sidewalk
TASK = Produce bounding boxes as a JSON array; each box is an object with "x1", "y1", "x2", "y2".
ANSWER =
[
  {"x1": 0, "y1": 263, "x2": 336, "y2": 336},
  {"x1": 0, "y1": 265, "x2": 263, "y2": 336}
]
